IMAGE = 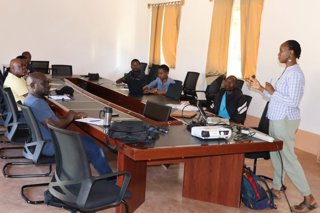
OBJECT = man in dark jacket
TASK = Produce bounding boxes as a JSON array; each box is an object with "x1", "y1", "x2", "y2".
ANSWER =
[{"x1": 209, "y1": 75, "x2": 248, "y2": 124}]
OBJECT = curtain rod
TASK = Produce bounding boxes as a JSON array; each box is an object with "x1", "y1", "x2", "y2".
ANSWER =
[{"x1": 148, "y1": 0, "x2": 184, "y2": 8}]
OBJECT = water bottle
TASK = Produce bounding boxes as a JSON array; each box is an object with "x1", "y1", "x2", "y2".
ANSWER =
[{"x1": 99, "y1": 107, "x2": 113, "y2": 128}]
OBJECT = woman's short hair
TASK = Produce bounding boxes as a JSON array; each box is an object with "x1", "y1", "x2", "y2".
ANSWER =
[{"x1": 286, "y1": 40, "x2": 301, "y2": 59}]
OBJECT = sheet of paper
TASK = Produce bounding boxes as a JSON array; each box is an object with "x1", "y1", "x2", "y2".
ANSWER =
[
  {"x1": 49, "y1": 83, "x2": 63, "y2": 86},
  {"x1": 48, "y1": 95, "x2": 71, "y2": 100},
  {"x1": 75, "y1": 117, "x2": 104, "y2": 126},
  {"x1": 166, "y1": 103, "x2": 199, "y2": 111}
]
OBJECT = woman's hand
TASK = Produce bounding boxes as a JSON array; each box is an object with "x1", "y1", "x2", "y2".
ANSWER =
[
  {"x1": 247, "y1": 77, "x2": 264, "y2": 92},
  {"x1": 265, "y1": 82, "x2": 275, "y2": 95}
]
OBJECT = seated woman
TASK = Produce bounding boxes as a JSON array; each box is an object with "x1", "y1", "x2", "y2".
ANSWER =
[
  {"x1": 143, "y1": 64, "x2": 175, "y2": 95},
  {"x1": 209, "y1": 75, "x2": 248, "y2": 124}
]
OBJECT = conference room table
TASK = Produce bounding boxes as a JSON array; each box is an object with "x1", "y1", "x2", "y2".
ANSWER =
[{"x1": 47, "y1": 76, "x2": 283, "y2": 213}]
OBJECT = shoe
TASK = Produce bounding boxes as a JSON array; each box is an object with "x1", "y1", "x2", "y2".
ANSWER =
[
  {"x1": 271, "y1": 188, "x2": 281, "y2": 199},
  {"x1": 292, "y1": 200, "x2": 318, "y2": 213}
]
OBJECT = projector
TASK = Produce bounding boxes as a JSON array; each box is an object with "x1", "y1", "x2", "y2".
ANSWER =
[{"x1": 191, "y1": 125, "x2": 232, "y2": 140}]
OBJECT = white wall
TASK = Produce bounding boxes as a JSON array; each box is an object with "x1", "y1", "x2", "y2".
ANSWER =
[
  {"x1": 0, "y1": 0, "x2": 149, "y2": 80},
  {"x1": 1, "y1": 0, "x2": 320, "y2": 137},
  {"x1": 249, "y1": 0, "x2": 320, "y2": 134}
]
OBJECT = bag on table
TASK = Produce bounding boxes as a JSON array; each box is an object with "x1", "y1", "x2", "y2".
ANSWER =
[{"x1": 108, "y1": 120, "x2": 157, "y2": 143}]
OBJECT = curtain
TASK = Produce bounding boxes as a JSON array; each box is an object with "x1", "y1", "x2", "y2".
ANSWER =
[
  {"x1": 162, "y1": 5, "x2": 181, "y2": 68},
  {"x1": 241, "y1": 0, "x2": 264, "y2": 79},
  {"x1": 162, "y1": 4, "x2": 181, "y2": 68},
  {"x1": 149, "y1": 6, "x2": 164, "y2": 66},
  {"x1": 206, "y1": 0, "x2": 234, "y2": 78}
]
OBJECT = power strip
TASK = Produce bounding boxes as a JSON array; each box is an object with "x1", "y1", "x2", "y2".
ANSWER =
[{"x1": 241, "y1": 129, "x2": 274, "y2": 142}]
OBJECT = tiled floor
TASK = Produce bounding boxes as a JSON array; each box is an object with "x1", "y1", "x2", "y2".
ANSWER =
[{"x1": 0, "y1": 138, "x2": 319, "y2": 213}]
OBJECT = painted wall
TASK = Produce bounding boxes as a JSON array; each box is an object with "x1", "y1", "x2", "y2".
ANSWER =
[
  {"x1": 1, "y1": 0, "x2": 319, "y2": 154},
  {"x1": 0, "y1": 0, "x2": 150, "y2": 80}
]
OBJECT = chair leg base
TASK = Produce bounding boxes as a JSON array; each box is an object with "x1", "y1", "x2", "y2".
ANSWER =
[
  {"x1": 21, "y1": 182, "x2": 49, "y2": 204},
  {"x1": 3, "y1": 161, "x2": 52, "y2": 178},
  {"x1": 0, "y1": 146, "x2": 24, "y2": 159}
]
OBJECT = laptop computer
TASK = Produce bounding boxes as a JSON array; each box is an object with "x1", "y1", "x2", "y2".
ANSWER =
[
  {"x1": 166, "y1": 83, "x2": 183, "y2": 100},
  {"x1": 143, "y1": 101, "x2": 172, "y2": 121},
  {"x1": 127, "y1": 79, "x2": 144, "y2": 96},
  {"x1": 196, "y1": 101, "x2": 230, "y2": 125}
]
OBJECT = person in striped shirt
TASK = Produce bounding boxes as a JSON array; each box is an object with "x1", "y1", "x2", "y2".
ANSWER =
[{"x1": 248, "y1": 40, "x2": 317, "y2": 213}]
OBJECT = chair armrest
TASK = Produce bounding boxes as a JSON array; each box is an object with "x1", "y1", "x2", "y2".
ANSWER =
[{"x1": 92, "y1": 171, "x2": 131, "y2": 203}]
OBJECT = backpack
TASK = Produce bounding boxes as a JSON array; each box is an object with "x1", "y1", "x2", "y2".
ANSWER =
[
  {"x1": 108, "y1": 120, "x2": 159, "y2": 144},
  {"x1": 241, "y1": 167, "x2": 277, "y2": 210}
]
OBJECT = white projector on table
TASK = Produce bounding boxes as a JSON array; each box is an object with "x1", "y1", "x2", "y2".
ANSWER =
[{"x1": 191, "y1": 125, "x2": 232, "y2": 140}]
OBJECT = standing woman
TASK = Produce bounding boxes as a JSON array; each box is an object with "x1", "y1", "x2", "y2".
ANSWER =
[{"x1": 248, "y1": 40, "x2": 317, "y2": 213}]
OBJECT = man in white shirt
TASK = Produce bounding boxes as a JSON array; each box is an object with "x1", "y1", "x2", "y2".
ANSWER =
[{"x1": 4, "y1": 58, "x2": 28, "y2": 103}]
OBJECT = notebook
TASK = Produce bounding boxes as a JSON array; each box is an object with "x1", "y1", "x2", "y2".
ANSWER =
[
  {"x1": 127, "y1": 79, "x2": 144, "y2": 96},
  {"x1": 143, "y1": 101, "x2": 172, "y2": 121}
]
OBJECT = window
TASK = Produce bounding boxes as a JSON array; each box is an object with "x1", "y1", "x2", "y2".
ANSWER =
[{"x1": 227, "y1": 0, "x2": 241, "y2": 78}]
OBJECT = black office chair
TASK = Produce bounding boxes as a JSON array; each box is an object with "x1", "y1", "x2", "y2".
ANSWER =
[
  {"x1": 51, "y1": 65, "x2": 73, "y2": 76},
  {"x1": 196, "y1": 74, "x2": 225, "y2": 108},
  {"x1": 140, "y1": 62, "x2": 147, "y2": 74},
  {"x1": 0, "y1": 88, "x2": 29, "y2": 159},
  {"x1": 3, "y1": 103, "x2": 54, "y2": 178},
  {"x1": 180, "y1": 71, "x2": 200, "y2": 101},
  {"x1": 146, "y1": 64, "x2": 160, "y2": 84},
  {"x1": 31, "y1": 61, "x2": 50, "y2": 74},
  {"x1": 245, "y1": 102, "x2": 272, "y2": 180},
  {"x1": 45, "y1": 124, "x2": 131, "y2": 213},
  {"x1": 166, "y1": 81, "x2": 183, "y2": 101},
  {"x1": 236, "y1": 79, "x2": 244, "y2": 90}
]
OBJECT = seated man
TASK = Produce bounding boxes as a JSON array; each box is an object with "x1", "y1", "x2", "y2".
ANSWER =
[
  {"x1": 4, "y1": 58, "x2": 28, "y2": 103},
  {"x1": 22, "y1": 51, "x2": 34, "y2": 73},
  {"x1": 209, "y1": 75, "x2": 247, "y2": 124},
  {"x1": 143, "y1": 64, "x2": 175, "y2": 95},
  {"x1": 116, "y1": 59, "x2": 146, "y2": 84},
  {"x1": 25, "y1": 72, "x2": 113, "y2": 175}
]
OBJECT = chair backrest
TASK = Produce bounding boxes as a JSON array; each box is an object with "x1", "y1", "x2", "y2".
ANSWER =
[
  {"x1": 236, "y1": 79, "x2": 244, "y2": 90},
  {"x1": 18, "y1": 103, "x2": 43, "y2": 143},
  {"x1": 2, "y1": 87, "x2": 19, "y2": 123},
  {"x1": 17, "y1": 103, "x2": 46, "y2": 162},
  {"x1": 205, "y1": 74, "x2": 225, "y2": 101},
  {"x1": 31, "y1": 61, "x2": 50, "y2": 74},
  {"x1": 146, "y1": 64, "x2": 160, "y2": 84},
  {"x1": 48, "y1": 124, "x2": 91, "y2": 181},
  {"x1": 140, "y1": 62, "x2": 147, "y2": 73},
  {"x1": 257, "y1": 102, "x2": 270, "y2": 134},
  {"x1": 183, "y1": 71, "x2": 200, "y2": 96},
  {"x1": 51, "y1": 65, "x2": 73, "y2": 76}
]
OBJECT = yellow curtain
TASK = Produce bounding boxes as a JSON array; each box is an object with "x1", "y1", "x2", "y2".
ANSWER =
[
  {"x1": 149, "y1": 6, "x2": 164, "y2": 65},
  {"x1": 162, "y1": 5, "x2": 181, "y2": 68},
  {"x1": 241, "y1": 0, "x2": 264, "y2": 79},
  {"x1": 206, "y1": 0, "x2": 234, "y2": 78}
]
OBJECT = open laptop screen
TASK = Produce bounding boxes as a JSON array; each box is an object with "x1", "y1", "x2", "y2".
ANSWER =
[{"x1": 143, "y1": 101, "x2": 172, "y2": 121}]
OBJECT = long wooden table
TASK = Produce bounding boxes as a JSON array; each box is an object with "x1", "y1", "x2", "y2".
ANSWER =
[{"x1": 48, "y1": 77, "x2": 283, "y2": 213}]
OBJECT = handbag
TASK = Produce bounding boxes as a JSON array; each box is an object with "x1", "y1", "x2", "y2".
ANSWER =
[{"x1": 108, "y1": 120, "x2": 151, "y2": 143}]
